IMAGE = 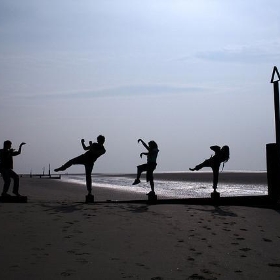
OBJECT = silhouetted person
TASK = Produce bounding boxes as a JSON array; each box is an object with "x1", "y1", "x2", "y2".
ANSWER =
[
  {"x1": 54, "y1": 135, "x2": 106, "y2": 195},
  {"x1": 189, "y1": 145, "x2": 230, "y2": 192},
  {"x1": 0, "y1": 140, "x2": 26, "y2": 196},
  {"x1": 132, "y1": 139, "x2": 159, "y2": 195}
]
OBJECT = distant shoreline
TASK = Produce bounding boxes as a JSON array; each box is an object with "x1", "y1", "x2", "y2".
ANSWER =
[{"x1": 37, "y1": 170, "x2": 268, "y2": 185}]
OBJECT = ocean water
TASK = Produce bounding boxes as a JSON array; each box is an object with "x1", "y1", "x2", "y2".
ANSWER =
[{"x1": 61, "y1": 172, "x2": 268, "y2": 198}]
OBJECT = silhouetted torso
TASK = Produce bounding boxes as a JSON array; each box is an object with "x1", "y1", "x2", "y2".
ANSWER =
[
  {"x1": 84, "y1": 142, "x2": 106, "y2": 163},
  {"x1": 0, "y1": 149, "x2": 18, "y2": 169}
]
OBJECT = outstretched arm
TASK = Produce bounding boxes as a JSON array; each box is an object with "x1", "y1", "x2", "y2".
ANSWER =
[
  {"x1": 138, "y1": 139, "x2": 149, "y2": 151},
  {"x1": 81, "y1": 139, "x2": 91, "y2": 150},
  {"x1": 12, "y1": 142, "x2": 26, "y2": 156}
]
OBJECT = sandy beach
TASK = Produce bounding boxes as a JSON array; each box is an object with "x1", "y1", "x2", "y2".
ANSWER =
[{"x1": 1, "y1": 176, "x2": 280, "y2": 280}]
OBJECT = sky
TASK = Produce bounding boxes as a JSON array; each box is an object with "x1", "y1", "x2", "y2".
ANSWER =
[{"x1": 1, "y1": 0, "x2": 280, "y2": 174}]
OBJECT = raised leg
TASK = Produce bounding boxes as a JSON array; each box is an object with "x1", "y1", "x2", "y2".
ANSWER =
[{"x1": 132, "y1": 164, "x2": 147, "y2": 185}]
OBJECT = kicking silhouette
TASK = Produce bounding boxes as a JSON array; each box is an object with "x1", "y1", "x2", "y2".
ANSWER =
[
  {"x1": 132, "y1": 139, "x2": 159, "y2": 195},
  {"x1": 0, "y1": 140, "x2": 26, "y2": 196},
  {"x1": 55, "y1": 135, "x2": 106, "y2": 195},
  {"x1": 189, "y1": 145, "x2": 230, "y2": 192}
]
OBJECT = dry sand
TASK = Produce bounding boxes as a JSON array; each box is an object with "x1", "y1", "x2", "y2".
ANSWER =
[{"x1": 1, "y1": 177, "x2": 280, "y2": 280}]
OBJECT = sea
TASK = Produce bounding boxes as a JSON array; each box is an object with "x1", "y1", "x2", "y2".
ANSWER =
[{"x1": 60, "y1": 171, "x2": 268, "y2": 199}]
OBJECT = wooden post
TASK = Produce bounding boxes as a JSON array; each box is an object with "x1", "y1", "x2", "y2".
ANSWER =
[
  {"x1": 271, "y1": 66, "x2": 280, "y2": 146},
  {"x1": 267, "y1": 66, "x2": 280, "y2": 200},
  {"x1": 147, "y1": 192, "x2": 157, "y2": 204},
  {"x1": 0, "y1": 196, "x2": 28, "y2": 203},
  {"x1": 86, "y1": 194, "x2": 94, "y2": 203}
]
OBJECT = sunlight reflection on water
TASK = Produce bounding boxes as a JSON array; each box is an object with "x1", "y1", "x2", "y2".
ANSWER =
[{"x1": 62, "y1": 175, "x2": 267, "y2": 198}]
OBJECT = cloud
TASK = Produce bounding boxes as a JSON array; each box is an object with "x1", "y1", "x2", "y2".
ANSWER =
[
  {"x1": 22, "y1": 83, "x2": 206, "y2": 100},
  {"x1": 195, "y1": 42, "x2": 280, "y2": 64}
]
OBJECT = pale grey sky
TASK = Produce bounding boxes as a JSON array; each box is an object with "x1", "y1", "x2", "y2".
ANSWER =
[{"x1": 0, "y1": 0, "x2": 279, "y2": 174}]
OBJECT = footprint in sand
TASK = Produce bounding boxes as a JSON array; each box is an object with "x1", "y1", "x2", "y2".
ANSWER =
[
  {"x1": 202, "y1": 226, "x2": 211, "y2": 231},
  {"x1": 188, "y1": 273, "x2": 206, "y2": 279},
  {"x1": 200, "y1": 269, "x2": 220, "y2": 278},
  {"x1": 67, "y1": 250, "x2": 76, "y2": 254},
  {"x1": 60, "y1": 269, "x2": 75, "y2": 276},
  {"x1": 76, "y1": 241, "x2": 87, "y2": 246},
  {"x1": 258, "y1": 225, "x2": 264, "y2": 232},
  {"x1": 263, "y1": 238, "x2": 272, "y2": 242},
  {"x1": 268, "y1": 263, "x2": 280, "y2": 268},
  {"x1": 73, "y1": 230, "x2": 83, "y2": 234},
  {"x1": 239, "y1": 248, "x2": 251, "y2": 252},
  {"x1": 76, "y1": 258, "x2": 88, "y2": 264},
  {"x1": 236, "y1": 237, "x2": 245, "y2": 241}
]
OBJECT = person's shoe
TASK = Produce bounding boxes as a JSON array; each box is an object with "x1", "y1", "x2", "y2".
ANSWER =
[
  {"x1": 1, "y1": 193, "x2": 11, "y2": 197},
  {"x1": 54, "y1": 167, "x2": 65, "y2": 172},
  {"x1": 132, "y1": 179, "x2": 140, "y2": 185},
  {"x1": 189, "y1": 168, "x2": 196, "y2": 171},
  {"x1": 13, "y1": 192, "x2": 22, "y2": 197}
]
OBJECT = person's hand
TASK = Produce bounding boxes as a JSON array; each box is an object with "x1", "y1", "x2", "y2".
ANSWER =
[
  {"x1": 81, "y1": 139, "x2": 85, "y2": 143},
  {"x1": 89, "y1": 141, "x2": 92, "y2": 145},
  {"x1": 138, "y1": 139, "x2": 142, "y2": 143},
  {"x1": 140, "y1": 153, "x2": 143, "y2": 158},
  {"x1": 20, "y1": 142, "x2": 26, "y2": 147}
]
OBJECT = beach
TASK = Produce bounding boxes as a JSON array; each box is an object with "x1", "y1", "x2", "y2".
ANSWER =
[{"x1": 1, "y1": 176, "x2": 280, "y2": 279}]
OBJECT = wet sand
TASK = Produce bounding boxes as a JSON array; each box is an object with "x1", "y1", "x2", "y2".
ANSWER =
[{"x1": 1, "y1": 176, "x2": 280, "y2": 279}]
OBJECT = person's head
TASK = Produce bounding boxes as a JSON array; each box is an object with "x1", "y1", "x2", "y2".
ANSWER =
[
  {"x1": 221, "y1": 145, "x2": 230, "y2": 162},
  {"x1": 148, "y1": 141, "x2": 158, "y2": 150},
  {"x1": 3, "y1": 140, "x2": 12, "y2": 150},
  {"x1": 97, "y1": 135, "x2": 105, "y2": 145}
]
